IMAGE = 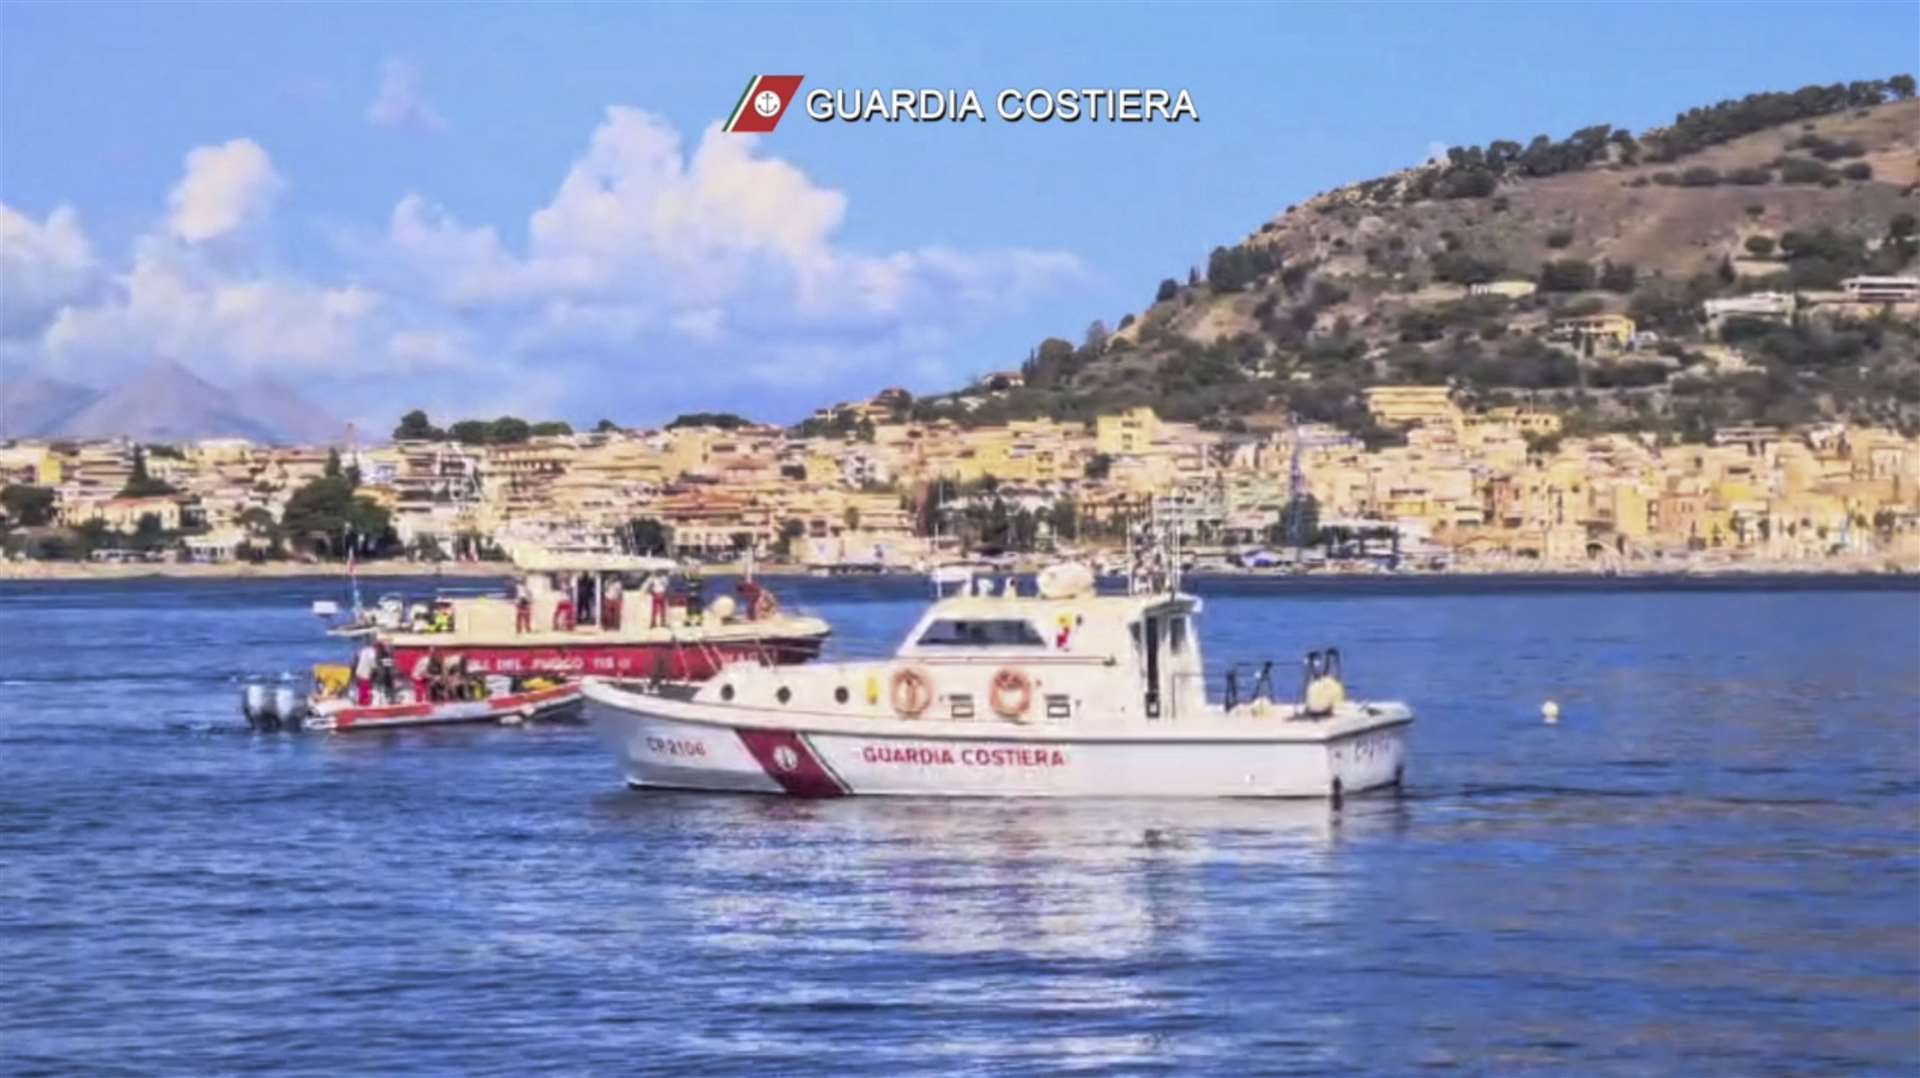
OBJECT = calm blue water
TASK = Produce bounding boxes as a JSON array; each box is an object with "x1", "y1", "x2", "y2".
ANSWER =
[{"x1": 2, "y1": 575, "x2": 1917, "y2": 1075}]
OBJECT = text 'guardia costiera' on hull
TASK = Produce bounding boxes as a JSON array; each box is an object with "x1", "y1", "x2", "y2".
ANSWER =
[{"x1": 805, "y1": 88, "x2": 1199, "y2": 123}]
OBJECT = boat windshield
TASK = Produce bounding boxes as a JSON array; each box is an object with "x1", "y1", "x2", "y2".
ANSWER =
[{"x1": 915, "y1": 619, "x2": 1045, "y2": 647}]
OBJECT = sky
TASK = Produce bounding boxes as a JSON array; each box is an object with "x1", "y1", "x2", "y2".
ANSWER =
[{"x1": 2, "y1": 1, "x2": 1915, "y2": 431}]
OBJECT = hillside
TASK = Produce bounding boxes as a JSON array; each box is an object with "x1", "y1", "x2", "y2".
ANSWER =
[{"x1": 926, "y1": 78, "x2": 1920, "y2": 444}]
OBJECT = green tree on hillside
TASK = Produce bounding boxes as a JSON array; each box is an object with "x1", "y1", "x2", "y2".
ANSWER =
[
  {"x1": 120, "y1": 447, "x2": 177, "y2": 498},
  {"x1": 624, "y1": 517, "x2": 669, "y2": 555},
  {"x1": 0, "y1": 485, "x2": 55, "y2": 527},
  {"x1": 393, "y1": 409, "x2": 445, "y2": 441},
  {"x1": 280, "y1": 476, "x2": 393, "y2": 559},
  {"x1": 668, "y1": 412, "x2": 754, "y2": 430},
  {"x1": 1538, "y1": 260, "x2": 1595, "y2": 292}
]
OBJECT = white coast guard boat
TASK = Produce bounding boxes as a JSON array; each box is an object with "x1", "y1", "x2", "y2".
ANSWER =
[{"x1": 586, "y1": 561, "x2": 1412, "y2": 800}]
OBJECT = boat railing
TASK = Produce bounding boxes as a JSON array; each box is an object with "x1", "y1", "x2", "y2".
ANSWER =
[
  {"x1": 1218, "y1": 662, "x2": 1278, "y2": 711},
  {"x1": 1218, "y1": 649, "x2": 1346, "y2": 712}
]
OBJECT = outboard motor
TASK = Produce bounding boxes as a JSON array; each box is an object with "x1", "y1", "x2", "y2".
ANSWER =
[
  {"x1": 241, "y1": 681, "x2": 273, "y2": 728},
  {"x1": 272, "y1": 677, "x2": 306, "y2": 730}
]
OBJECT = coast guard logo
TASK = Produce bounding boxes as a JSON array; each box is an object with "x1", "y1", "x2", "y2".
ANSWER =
[
  {"x1": 772, "y1": 745, "x2": 801, "y2": 772},
  {"x1": 725, "y1": 75, "x2": 804, "y2": 133}
]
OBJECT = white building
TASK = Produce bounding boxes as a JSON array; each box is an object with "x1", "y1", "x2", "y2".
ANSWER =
[{"x1": 1841, "y1": 276, "x2": 1920, "y2": 302}]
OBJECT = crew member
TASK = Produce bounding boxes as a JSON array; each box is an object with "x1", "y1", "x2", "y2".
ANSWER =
[
  {"x1": 374, "y1": 641, "x2": 397, "y2": 699},
  {"x1": 738, "y1": 578, "x2": 768, "y2": 621},
  {"x1": 685, "y1": 566, "x2": 704, "y2": 625},
  {"x1": 416, "y1": 649, "x2": 443, "y2": 701},
  {"x1": 353, "y1": 643, "x2": 377, "y2": 705},
  {"x1": 604, "y1": 575, "x2": 624, "y2": 630},
  {"x1": 647, "y1": 572, "x2": 669, "y2": 628},
  {"x1": 514, "y1": 583, "x2": 532, "y2": 634}
]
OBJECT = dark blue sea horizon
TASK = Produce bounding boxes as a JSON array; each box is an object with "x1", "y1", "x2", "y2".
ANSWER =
[{"x1": 2, "y1": 574, "x2": 1916, "y2": 1075}]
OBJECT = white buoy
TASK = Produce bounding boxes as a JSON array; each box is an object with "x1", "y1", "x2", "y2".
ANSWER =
[{"x1": 1541, "y1": 700, "x2": 1561, "y2": 724}]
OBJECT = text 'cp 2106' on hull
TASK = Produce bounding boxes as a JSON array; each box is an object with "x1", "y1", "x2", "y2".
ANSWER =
[{"x1": 586, "y1": 562, "x2": 1413, "y2": 801}]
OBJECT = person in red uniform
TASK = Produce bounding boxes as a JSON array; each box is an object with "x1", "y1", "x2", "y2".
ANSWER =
[{"x1": 647, "y1": 573, "x2": 668, "y2": 628}]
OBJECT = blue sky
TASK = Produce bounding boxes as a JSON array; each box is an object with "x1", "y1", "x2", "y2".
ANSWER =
[{"x1": 3, "y1": 1, "x2": 1915, "y2": 430}]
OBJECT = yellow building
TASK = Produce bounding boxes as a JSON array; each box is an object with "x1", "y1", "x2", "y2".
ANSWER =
[
  {"x1": 0, "y1": 444, "x2": 62, "y2": 486},
  {"x1": 1096, "y1": 408, "x2": 1158, "y2": 455},
  {"x1": 1363, "y1": 386, "x2": 1462, "y2": 430},
  {"x1": 1610, "y1": 484, "x2": 1652, "y2": 542}
]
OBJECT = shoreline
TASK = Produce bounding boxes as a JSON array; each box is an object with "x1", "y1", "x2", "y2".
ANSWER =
[{"x1": 1, "y1": 557, "x2": 1909, "y2": 583}]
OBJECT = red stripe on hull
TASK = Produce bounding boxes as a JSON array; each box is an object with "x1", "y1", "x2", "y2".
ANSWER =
[
  {"x1": 735, "y1": 730, "x2": 846, "y2": 798},
  {"x1": 389, "y1": 637, "x2": 823, "y2": 681}
]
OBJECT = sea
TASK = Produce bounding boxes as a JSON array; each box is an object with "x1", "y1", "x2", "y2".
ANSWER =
[{"x1": 1, "y1": 574, "x2": 1916, "y2": 1076}]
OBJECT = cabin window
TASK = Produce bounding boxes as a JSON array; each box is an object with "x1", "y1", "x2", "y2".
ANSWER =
[
  {"x1": 915, "y1": 619, "x2": 1044, "y2": 647},
  {"x1": 1169, "y1": 616, "x2": 1188, "y2": 655}
]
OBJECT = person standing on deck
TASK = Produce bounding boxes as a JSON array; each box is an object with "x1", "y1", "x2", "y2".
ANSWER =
[
  {"x1": 604, "y1": 576, "x2": 624, "y2": 631},
  {"x1": 374, "y1": 641, "x2": 397, "y2": 699},
  {"x1": 514, "y1": 581, "x2": 532, "y2": 634},
  {"x1": 647, "y1": 572, "x2": 669, "y2": 628},
  {"x1": 353, "y1": 643, "x2": 377, "y2": 706},
  {"x1": 685, "y1": 566, "x2": 704, "y2": 625}
]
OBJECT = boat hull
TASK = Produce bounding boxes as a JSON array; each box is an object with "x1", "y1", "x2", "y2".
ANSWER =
[
  {"x1": 389, "y1": 635, "x2": 825, "y2": 682},
  {"x1": 587, "y1": 686, "x2": 1409, "y2": 800},
  {"x1": 309, "y1": 683, "x2": 583, "y2": 732}
]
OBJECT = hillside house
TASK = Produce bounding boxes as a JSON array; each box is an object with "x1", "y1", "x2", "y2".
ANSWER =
[
  {"x1": 1363, "y1": 386, "x2": 1461, "y2": 430},
  {"x1": 1549, "y1": 314, "x2": 1636, "y2": 350},
  {"x1": 1841, "y1": 276, "x2": 1920, "y2": 302},
  {"x1": 1468, "y1": 279, "x2": 1538, "y2": 300},
  {"x1": 1704, "y1": 292, "x2": 1796, "y2": 334}
]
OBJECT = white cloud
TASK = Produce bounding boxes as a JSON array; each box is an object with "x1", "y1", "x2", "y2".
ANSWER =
[
  {"x1": 13, "y1": 107, "x2": 1085, "y2": 428},
  {"x1": 166, "y1": 139, "x2": 284, "y2": 243},
  {"x1": 367, "y1": 58, "x2": 445, "y2": 132},
  {"x1": 42, "y1": 235, "x2": 384, "y2": 383},
  {"x1": 385, "y1": 108, "x2": 1084, "y2": 354},
  {"x1": 0, "y1": 203, "x2": 98, "y2": 338}
]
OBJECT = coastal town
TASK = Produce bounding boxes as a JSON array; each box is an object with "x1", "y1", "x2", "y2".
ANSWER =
[{"x1": 4, "y1": 374, "x2": 1916, "y2": 575}]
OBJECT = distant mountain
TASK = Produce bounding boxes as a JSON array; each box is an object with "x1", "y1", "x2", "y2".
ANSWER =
[
  {"x1": 0, "y1": 374, "x2": 101, "y2": 438},
  {"x1": 228, "y1": 374, "x2": 353, "y2": 445},
  {"x1": 0, "y1": 361, "x2": 356, "y2": 445},
  {"x1": 52, "y1": 360, "x2": 283, "y2": 443}
]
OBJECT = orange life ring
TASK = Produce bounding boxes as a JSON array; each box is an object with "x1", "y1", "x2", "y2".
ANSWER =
[
  {"x1": 989, "y1": 668, "x2": 1033, "y2": 720},
  {"x1": 890, "y1": 668, "x2": 933, "y2": 717}
]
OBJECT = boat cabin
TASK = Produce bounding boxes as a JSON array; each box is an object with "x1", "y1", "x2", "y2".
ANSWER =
[{"x1": 894, "y1": 575, "x2": 1209, "y2": 723}]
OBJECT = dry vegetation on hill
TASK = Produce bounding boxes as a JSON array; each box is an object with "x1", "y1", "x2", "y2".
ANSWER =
[{"x1": 918, "y1": 79, "x2": 1920, "y2": 446}]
